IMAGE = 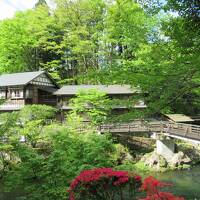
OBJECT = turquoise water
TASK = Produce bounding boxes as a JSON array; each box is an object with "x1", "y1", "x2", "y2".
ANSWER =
[
  {"x1": 148, "y1": 165, "x2": 200, "y2": 200},
  {"x1": 1, "y1": 166, "x2": 200, "y2": 199}
]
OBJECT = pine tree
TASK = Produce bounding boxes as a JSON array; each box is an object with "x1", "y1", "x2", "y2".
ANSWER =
[{"x1": 35, "y1": 0, "x2": 48, "y2": 8}]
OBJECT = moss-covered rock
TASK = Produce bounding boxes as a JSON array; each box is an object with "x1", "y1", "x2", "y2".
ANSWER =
[{"x1": 113, "y1": 143, "x2": 134, "y2": 165}]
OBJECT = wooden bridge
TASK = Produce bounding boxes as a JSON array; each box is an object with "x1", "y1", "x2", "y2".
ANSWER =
[{"x1": 99, "y1": 121, "x2": 200, "y2": 142}]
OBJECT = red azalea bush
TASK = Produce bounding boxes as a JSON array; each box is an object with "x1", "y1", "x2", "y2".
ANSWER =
[
  {"x1": 68, "y1": 168, "x2": 185, "y2": 200},
  {"x1": 68, "y1": 168, "x2": 142, "y2": 200},
  {"x1": 140, "y1": 176, "x2": 184, "y2": 200}
]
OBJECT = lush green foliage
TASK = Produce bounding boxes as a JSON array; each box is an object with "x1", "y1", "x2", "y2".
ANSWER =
[
  {"x1": 0, "y1": 5, "x2": 62, "y2": 76},
  {"x1": 0, "y1": 105, "x2": 56, "y2": 177},
  {"x1": 0, "y1": 0, "x2": 199, "y2": 197},
  {"x1": 5, "y1": 126, "x2": 117, "y2": 200},
  {"x1": 0, "y1": 105, "x2": 125, "y2": 199},
  {"x1": 19, "y1": 104, "x2": 57, "y2": 123},
  {"x1": 69, "y1": 89, "x2": 112, "y2": 125},
  {"x1": 0, "y1": 0, "x2": 198, "y2": 115},
  {"x1": 0, "y1": 107, "x2": 181, "y2": 199},
  {"x1": 85, "y1": 0, "x2": 200, "y2": 116},
  {"x1": 0, "y1": 0, "x2": 150, "y2": 84}
]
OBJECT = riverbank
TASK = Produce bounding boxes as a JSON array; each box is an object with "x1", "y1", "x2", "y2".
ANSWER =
[
  {"x1": 139, "y1": 141, "x2": 200, "y2": 172},
  {"x1": 113, "y1": 133, "x2": 200, "y2": 172}
]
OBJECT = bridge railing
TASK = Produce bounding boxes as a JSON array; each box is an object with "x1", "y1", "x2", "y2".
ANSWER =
[
  {"x1": 99, "y1": 122, "x2": 165, "y2": 133},
  {"x1": 167, "y1": 123, "x2": 200, "y2": 140},
  {"x1": 99, "y1": 122, "x2": 200, "y2": 141}
]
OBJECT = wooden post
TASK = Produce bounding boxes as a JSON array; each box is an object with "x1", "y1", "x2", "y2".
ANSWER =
[
  {"x1": 5, "y1": 87, "x2": 8, "y2": 99},
  {"x1": 33, "y1": 86, "x2": 38, "y2": 104}
]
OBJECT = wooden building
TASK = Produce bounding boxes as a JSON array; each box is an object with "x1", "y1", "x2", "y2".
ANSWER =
[
  {"x1": 0, "y1": 71, "x2": 146, "y2": 115},
  {"x1": 54, "y1": 85, "x2": 146, "y2": 111},
  {"x1": 0, "y1": 71, "x2": 59, "y2": 111},
  {"x1": 54, "y1": 85, "x2": 146, "y2": 121}
]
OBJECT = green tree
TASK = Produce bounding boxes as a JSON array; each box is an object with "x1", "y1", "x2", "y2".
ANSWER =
[
  {"x1": 0, "y1": 112, "x2": 20, "y2": 177},
  {"x1": 149, "y1": 0, "x2": 200, "y2": 114},
  {"x1": 85, "y1": 0, "x2": 200, "y2": 116},
  {"x1": 0, "y1": 5, "x2": 63, "y2": 81},
  {"x1": 19, "y1": 105, "x2": 57, "y2": 148},
  {"x1": 19, "y1": 104, "x2": 56, "y2": 123},
  {"x1": 69, "y1": 89, "x2": 111, "y2": 125},
  {"x1": 0, "y1": 105, "x2": 56, "y2": 177},
  {"x1": 35, "y1": 0, "x2": 48, "y2": 8},
  {"x1": 103, "y1": 0, "x2": 149, "y2": 64},
  {"x1": 4, "y1": 124, "x2": 117, "y2": 200},
  {"x1": 55, "y1": 0, "x2": 106, "y2": 84}
]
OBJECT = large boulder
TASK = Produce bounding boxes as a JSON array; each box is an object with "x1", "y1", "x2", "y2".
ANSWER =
[
  {"x1": 142, "y1": 151, "x2": 168, "y2": 170},
  {"x1": 169, "y1": 151, "x2": 191, "y2": 168}
]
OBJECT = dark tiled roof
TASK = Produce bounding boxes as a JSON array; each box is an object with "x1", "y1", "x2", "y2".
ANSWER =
[
  {"x1": 0, "y1": 71, "x2": 44, "y2": 87},
  {"x1": 54, "y1": 85, "x2": 138, "y2": 95}
]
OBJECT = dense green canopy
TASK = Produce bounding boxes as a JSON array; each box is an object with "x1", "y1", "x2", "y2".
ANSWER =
[{"x1": 0, "y1": 0, "x2": 199, "y2": 115}]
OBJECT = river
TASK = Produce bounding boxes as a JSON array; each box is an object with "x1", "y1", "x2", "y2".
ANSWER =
[
  {"x1": 0, "y1": 166, "x2": 200, "y2": 200},
  {"x1": 148, "y1": 165, "x2": 200, "y2": 200}
]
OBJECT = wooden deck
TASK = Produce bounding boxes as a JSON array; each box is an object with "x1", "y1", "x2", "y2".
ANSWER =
[{"x1": 99, "y1": 121, "x2": 200, "y2": 142}]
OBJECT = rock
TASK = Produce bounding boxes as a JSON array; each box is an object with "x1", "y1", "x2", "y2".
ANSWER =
[
  {"x1": 0, "y1": 151, "x2": 20, "y2": 171},
  {"x1": 140, "y1": 153, "x2": 150, "y2": 162},
  {"x1": 124, "y1": 152, "x2": 134, "y2": 162},
  {"x1": 142, "y1": 151, "x2": 167, "y2": 169},
  {"x1": 159, "y1": 156, "x2": 168, "y2": 167},
  {"x1": 169, "y1": 151, "x2": 191, "y2": 168},
  {"x1": 114, "y1": 144, "x2": 134, "y2": 164},
  {"x1": 141, "y1": 149, "x2": 195, "y2": 172}
]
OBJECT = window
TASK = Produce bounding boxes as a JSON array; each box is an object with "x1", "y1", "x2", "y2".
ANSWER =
[
  {"x1": 11, "y1": 89, "x2": 23, "y2": 99},
  {"x1": 25, "y1": 89, "x2": 33, "y2": 98},
  {"x1": 0, "y1": 90, "x2": 6, "y2": 99}
]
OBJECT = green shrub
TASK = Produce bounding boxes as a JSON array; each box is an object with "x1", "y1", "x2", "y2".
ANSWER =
[{"x1": 5, "y1": 125, "x2": 117, "y2": 200}]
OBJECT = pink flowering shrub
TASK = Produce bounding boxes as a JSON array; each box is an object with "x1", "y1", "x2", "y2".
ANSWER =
[{"x1": 68, "y1": 168, "x2": 185, "y2": 200}]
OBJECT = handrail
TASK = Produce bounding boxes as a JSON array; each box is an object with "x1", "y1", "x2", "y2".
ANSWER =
[{"x1": 99, "y1": 121, "x2": 200, "y2": 141}]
